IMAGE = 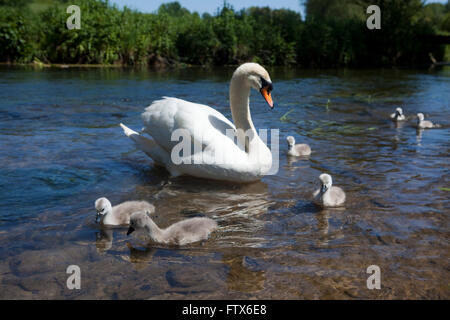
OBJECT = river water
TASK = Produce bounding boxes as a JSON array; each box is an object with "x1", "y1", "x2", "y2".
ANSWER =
[{"x1": 0, "y1": 66, "x2": 448, "y2": 299}]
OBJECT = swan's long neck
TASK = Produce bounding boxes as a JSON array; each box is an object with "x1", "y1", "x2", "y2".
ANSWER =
[
  {"x1": 228, "y1": 72, "x2": 272, "y2": 172},
  {"x1": 229, "y1": 75, "x2": 255, "y2": 133},
  {"x1": 229, "y1": 75, "x2": 264, "y2": 157},
  {"x1": 144, "y1": 217, "x2": 164, "y2": 242}
]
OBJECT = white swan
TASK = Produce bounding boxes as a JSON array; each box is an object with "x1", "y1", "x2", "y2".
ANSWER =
[
  {"x1": 390, "y1": 107, "x2": 406, "y2": 121},
  {"x1": 286, "y1": 136, "x2": 311, "y2": 156},
  {"x1": 313, "y1": 173, "x2": 346, "y2": 207},
  {"x1": 127, "y1": 211, "x2": 217, "y2": 245},
  {"x1": 95, "y1": 197, "x2": 155, "y2": 226},
  {"x1": 120, "y1": 63, "x2": 274, "y2": 182},
  {"x1": 416, "y1": 113, "x2": 436, "y2": 129}
]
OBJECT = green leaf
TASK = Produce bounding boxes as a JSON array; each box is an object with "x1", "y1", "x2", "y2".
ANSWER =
[{"x1": 280, "y1": 109, "x2": 295, "y2": 122}]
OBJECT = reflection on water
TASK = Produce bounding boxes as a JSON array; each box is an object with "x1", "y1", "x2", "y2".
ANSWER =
[
  {"x1": 95, "y1": 229, "x2": 114, "y2": 253},
  {"x1": 416, "y1": 128, "x2": 424, "y2": 146},
  {"x1": 0, "y1": 66, "x2": 449, "y2": 299},
  {"x1": 127, "y1": 243, "x2": 157, "y2": 265},
  {"x1": 223, "y1": 253, "x2": 266, "y2": 293}
]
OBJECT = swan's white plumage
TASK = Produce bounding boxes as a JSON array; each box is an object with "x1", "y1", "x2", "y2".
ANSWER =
[
  {"x1": 417, "y1": 113, "x2": 436, "y2": 129},
  {"x1": 121, "y1": 63, "x2": 273, "y2": 182},
  {"x1": 313, "y1": 174, "x2": 346, "y2": 207},
  {"x1": 95, "y1": 197, "x2": 155, "y2": 226},
  {"x1": 128, "y1": 211, "x2": 217, "y2": 246},
  {"x1": 390, "y1": 107, "x2": 406, "y2": 122},
  {"x1": 286, "y1": 136, "x2": 311, "y2": 156}
]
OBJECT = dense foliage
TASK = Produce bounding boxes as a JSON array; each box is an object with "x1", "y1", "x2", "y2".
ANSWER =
[{"x1": 0, "y1": 0, "x2": 449, "y2": 67}]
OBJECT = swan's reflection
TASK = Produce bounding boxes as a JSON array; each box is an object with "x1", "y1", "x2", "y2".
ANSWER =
[
  {"x1": 126, "y1": 242, "x2": 157, "y2": 264},
  {"x1": 123, "y1": 169, "x2": 272, "y2": 236},
  {"x1": 155, "y1": 178, "x2": 271, "y2": 221},
  {"x1": 286, "y1": 155, "x2": 311, "y2": 170},
  {"x1": 392, "y1": 120, "x2": 406, "y2": 146},
  {"x1": 222, "y1": 251, "x2": 266, "y2": 293},
  {"x1": 316, "y1": 209, "x2": 330, "y2": 238},
  {"x1": 416, "y1": 128, "x2": 424, "y2": 145},
  {"x1": 394, "y1": 120, "x2": 406, "y2": 130},
  {"x1": 314, "y1": 206, "x2": 347, "y2": 247},
  {"x1": 95, "y1": 228, "x2": 114, "y2": 253},
  {"x1": 286, "y1": 156, "x2": 298, "y2": 167}
]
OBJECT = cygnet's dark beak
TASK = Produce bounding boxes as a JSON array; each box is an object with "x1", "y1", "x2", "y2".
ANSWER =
[{"x1": 127, "y1": 226, "x2": 135, "y2": 236}]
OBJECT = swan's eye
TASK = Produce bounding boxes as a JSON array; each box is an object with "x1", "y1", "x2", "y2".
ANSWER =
[{"x1": 260, "y1": 77, "x2": 273, "y2": 92}]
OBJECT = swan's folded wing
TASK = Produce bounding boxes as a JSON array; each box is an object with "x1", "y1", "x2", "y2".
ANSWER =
[{"x1": 141, "y1": 97, "x2": 248, "y2": 164}]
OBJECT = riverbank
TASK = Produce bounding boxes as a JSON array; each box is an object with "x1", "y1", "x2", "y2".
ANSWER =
[{"x1": 1, "y1": 0, "x2": 449, "y2": 68}]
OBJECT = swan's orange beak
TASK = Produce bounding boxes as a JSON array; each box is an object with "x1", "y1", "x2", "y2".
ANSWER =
[{"x1": 260, "y1": 87, "x2": 274, "y2": 109}]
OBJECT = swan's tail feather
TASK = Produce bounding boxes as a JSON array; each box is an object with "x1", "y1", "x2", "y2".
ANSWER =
[
  {"x1": 120, "y1": 123, "x2": 139, "y2": 137},
  {"x1": 120, "y1": 123, "x2": 154, "y2": 148},
  {"x1": 120, "y1": 123, "x2": 171, "y2": 167}
]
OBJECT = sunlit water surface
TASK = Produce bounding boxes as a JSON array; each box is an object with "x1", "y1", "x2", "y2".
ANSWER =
[{"x1": 0, "y1": 66, "x2": 449, "y2": 299}]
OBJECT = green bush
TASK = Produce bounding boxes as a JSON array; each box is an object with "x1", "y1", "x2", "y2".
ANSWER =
[
  {"x1": 0, "y1": 0, "x2": 446, "y2": 67},
  {"x1": 38, "y1": 0, "x2": 121, "y2": 64},
  {"x1": 0, "y1": 6, "x2": 37, "y2": 62}
]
